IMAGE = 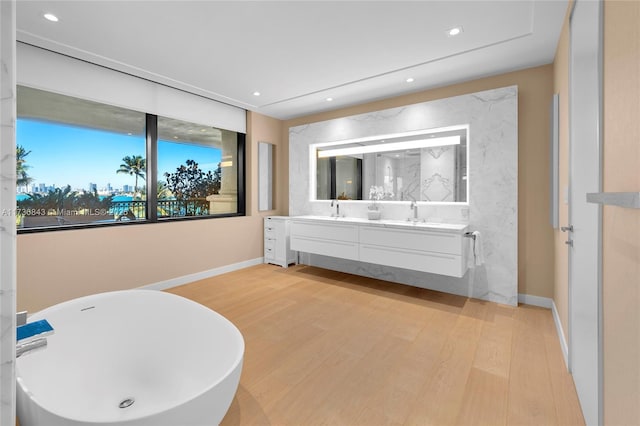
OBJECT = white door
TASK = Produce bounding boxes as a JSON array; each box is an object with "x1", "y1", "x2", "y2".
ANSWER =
[{"x1": 568, "y1": 1, "x2": 603, "y2": 425}]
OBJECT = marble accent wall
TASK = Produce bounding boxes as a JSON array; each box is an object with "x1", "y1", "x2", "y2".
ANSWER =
[
  {"x1": 289, "y1": 86, "x2": 518, "y2": 305},
  {"x1": 0, "y1": 1, "x2": 16, "y2": 424}
]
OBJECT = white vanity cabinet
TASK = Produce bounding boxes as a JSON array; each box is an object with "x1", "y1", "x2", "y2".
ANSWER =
[
  {"x1": 290, "y1": 216, "x2": 469, "y2": 278},
  {"x1": 359, "y1": 225, "x2": 467, "y2": 277},
  {"x1": 264, "y1": 216, "x2": 296, "y2": 268},
  {"x1": 290, "y1": 219, "x2": 359, "y2": 261}
]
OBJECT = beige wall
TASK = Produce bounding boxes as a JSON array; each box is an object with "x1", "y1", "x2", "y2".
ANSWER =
[
  {"x1": 17, "y1": 111, "x2": 286, "y2": 312},
  {"x1": 284, "y1": 66, "x2": 555, "y2": 298},
  {"x1": 248, "y1": 111, "x2": 287, "y2": 217},
  {"x1": 552, "y1": 0, "x2": 572, "y2": 346},
  {"x1": 602, "y1": 0, "x2": 640, "y2": 423}
]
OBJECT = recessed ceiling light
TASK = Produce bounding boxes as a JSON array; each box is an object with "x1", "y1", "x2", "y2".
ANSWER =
[
  {"x1": 406, "y1": 78, "x2": 415, "y2": 83},
  {"x1": 253, "y1": 91, "x2": 261, "y2": 96},
  {"x1": 447, "y1": 26, "x2": 463, "y2": 37},
  {"x1": 43, "y1": 13, "x2": 59, "y2": 22},
  {"x1": 326, "y1": 97, "x2": 333, "y2": 102}
]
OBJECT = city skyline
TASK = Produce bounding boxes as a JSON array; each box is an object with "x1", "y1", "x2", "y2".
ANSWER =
[{"x1": 17, "y1": 118, "x2": 222, "y2": 193}]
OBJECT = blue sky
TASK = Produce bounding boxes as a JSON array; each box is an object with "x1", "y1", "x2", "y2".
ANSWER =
[{"x1": 17, "y1": 119, "x2": 222, "y2": 191}]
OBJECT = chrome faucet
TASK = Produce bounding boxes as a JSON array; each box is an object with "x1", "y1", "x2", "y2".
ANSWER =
[
  {"x1": 16, "y1": 337, "x2": 48, "y2": 358},
  {"x1": 330, "y1": 200, "x2": 340, "y2": 217},
  {"x1": 410, "y1": 200, "x2": 418, "y2": 222}
]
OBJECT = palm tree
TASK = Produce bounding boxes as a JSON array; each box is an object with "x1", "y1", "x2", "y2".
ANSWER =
[
  {"x1": 116, "y1": 155, "x2": 146, "y2": 194},
  {"x1": 16, "y1": 145, "x2": 33, "y2": 187},
  {"x1": 157, "y1": 180, "x2": 172, "y2": 199}
]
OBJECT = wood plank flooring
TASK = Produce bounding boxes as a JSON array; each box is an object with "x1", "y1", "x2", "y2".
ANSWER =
[{"x1": 167, "y1": 264, "x2": 585, "y2": 426}]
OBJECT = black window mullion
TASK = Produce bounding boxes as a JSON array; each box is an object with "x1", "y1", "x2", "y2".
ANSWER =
[
  {"x1": 236, "y1": 133, "x2": 246, "y2": 216},
  {"x1": 146, "y1": 114, "x2": 158, "y2": 222}
]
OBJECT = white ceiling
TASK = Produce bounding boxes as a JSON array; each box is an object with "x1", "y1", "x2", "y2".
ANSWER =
[{"x1": 16, "y1": 0, "x2": 568, "y2": 120}]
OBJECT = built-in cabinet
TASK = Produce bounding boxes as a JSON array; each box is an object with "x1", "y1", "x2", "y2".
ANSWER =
[
  {"x1": 288, "y1": 219, "x2": 359, "y2": 261},
  {"x1": 290, "y1": 216, "x2": 469, "y2": 278},
  {"x1": 264, "y1": 216, "x2": 296, "y2": 268}
]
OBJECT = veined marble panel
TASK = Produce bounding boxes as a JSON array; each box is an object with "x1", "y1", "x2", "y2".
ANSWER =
[
  {"x1": 289, "y1": 86, "x2": 518, "y2": 306},
  {"x1": 0, "y1": 1, "x2": 17, "y2": 425}
]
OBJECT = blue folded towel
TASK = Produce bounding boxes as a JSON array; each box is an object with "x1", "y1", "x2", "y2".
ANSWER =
[{"x1": 17, "y1": 319, "x2": 54, "y2": 342}]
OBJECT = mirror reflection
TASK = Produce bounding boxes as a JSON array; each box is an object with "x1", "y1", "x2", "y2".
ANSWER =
[{"x1": 316, "y1": 126, "x2": 468, "y2": 202}]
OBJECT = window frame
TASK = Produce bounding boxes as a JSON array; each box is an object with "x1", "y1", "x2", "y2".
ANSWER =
[{"x1": 17, "y1": 97, "x2": 246, "y2": 234}]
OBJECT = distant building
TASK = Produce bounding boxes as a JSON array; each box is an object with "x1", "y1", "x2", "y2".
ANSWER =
[
  {"x1": 106, "y1": 183, "x2": 112, "y2": 192},
  {"x1": 123, "y1": 184, "x2": 132, "y2": 193},
  {"x1": 89, "y1": 182, "x2": 97, "y2": 192}
]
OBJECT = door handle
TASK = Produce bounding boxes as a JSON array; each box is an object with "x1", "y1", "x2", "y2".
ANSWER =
[{"x1": 561, "y1": 225, "x2": 574, "y2": 232}]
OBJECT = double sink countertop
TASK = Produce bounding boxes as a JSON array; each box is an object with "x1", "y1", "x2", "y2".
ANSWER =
[{"x1": 290, "y1": 215, "x2": 469, "y2": 234}]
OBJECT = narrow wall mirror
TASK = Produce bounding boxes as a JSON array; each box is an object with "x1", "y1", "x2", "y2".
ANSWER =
[
  {"x1": 314, "y1": 125, "x2": 469, "y2": 203},
  {"x1": 258, "y1": 142, "x2": 273, "y2": 211},
  {"x1": 549, "y1": 93, "x2": 559, "y2": 228}
]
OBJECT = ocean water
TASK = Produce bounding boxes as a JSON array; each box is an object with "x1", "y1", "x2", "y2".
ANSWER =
[
  {"x1": 111, "y1": 195, "x2": 133, "y2": 202},
  {"x1": 16, "y1": 194, "x2": 133, "y2": 202}
]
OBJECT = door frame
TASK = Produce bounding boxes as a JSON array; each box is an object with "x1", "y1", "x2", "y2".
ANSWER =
[{"x1": 568, "y1": 0, "x2": 604, "y2": 424}]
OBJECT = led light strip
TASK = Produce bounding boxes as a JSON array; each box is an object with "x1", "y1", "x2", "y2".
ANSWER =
[{"x1": 317, "y1": 135, "x2": 460, "y2": 158}]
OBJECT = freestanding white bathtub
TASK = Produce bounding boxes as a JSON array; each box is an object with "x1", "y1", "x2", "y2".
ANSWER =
[{"x1": 16, "y1": 290, "x2": 244, "y2": 426}]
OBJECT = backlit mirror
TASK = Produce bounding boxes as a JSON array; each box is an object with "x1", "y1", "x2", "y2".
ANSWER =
[{"x1": 314, "y1": 125, "x2": 468, "y2": 203}]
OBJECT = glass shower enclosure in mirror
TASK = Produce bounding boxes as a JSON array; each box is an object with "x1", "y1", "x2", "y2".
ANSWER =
[{"x1": 314, "y1": 125, "x2": 468, "y2": 203}]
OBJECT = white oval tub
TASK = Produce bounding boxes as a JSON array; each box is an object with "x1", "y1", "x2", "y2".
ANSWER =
[{"x1": 16, "y1": 290, "x2": 244, "y2": 426}]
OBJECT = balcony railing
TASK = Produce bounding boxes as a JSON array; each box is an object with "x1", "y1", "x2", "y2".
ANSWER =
[
  {"x1": 112, "y1": 199, "x2": 210, "y2": 219},
  {"x1": 111, "y1": 200, "x2": 147, "y2": 220},
  {"x1": 157, "y1": 199, "x2": 209, "y2": 218},
  {"x1": 20, "y1": 198, "x2": 211, "y2": 228}
]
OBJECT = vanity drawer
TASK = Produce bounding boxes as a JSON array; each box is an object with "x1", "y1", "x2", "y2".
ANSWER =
[
  {"x1": 360, "y1": 244, "x2": 465, "y2": 278},
  {"x1": 290, "y1": 220, "x2": 359, "y2": 261},
  {"x1": 264, "y1": 238, "x2": 275, "y2": 250},
  {"x1": 264, "y1": 218, "x2": 285, "y2": 239},
  {"x1": 264, "y1": 227, "x2": 276, "y2": 239},
  {"x1": 264, "y1": 245, "x2": 275, "y2": 260},
  {"x1": 359, "y1": 226, "x2": 462, "y2": 255},
  {"x1": 291, "y1": 235, "x2": 359, "y2": 261},
  {"x1": 290, "y1": 220, "x2": 358, "y2": 242}
]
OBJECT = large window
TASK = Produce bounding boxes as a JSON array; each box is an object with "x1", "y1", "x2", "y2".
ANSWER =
[
  {"x1": 16, "y1": 86, "x2": 245, "y2": 231},
  {"x1": 157, "y1": 116, "x2": 239, "y2": 218}
]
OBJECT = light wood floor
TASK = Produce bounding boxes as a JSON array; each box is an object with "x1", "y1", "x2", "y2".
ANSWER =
[{"x1": 167, "y1": 264, "x2": 585, "y2": 426}]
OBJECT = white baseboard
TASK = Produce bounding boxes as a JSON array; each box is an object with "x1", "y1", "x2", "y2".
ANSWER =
[
  {"x1": 517, "y1": 293, "x2": 553, "y2": 309},
  {"x1": 552, "y1": 299, "x2": 570, "y2": 370},
  {"x1": 518, "y1": 293, "x2": 569, "y2": 370},
  {"x1": 140, "y1": 257, "x2": 264, "y2": 291}
]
